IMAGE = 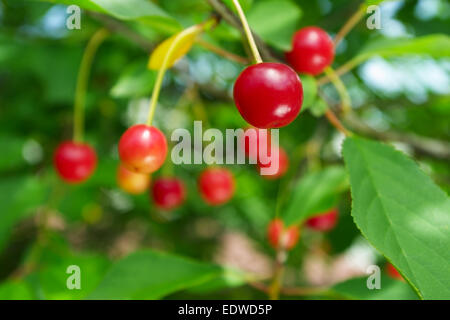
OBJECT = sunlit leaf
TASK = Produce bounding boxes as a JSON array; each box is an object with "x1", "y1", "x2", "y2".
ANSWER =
[
  {"x1": 111, "y1": 61, "x2": 157, "y2": 98},
  {"x1": 354, "y1": 34, "x2": 450, "y2": 65},
  {"x1": 343, "y1": 136, "x2": 450, "y2": 299},
  {"x1": 33, "y1": 0, "x2": 181, "y2": 33}
]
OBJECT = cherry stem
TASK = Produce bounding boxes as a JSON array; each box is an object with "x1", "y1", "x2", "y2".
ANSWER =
[
  {"x1": 146, "y1": 18, "x2": 216, "y2": 126},
  {"x1": 268, "y1": 249, "x2": 286, "y2": 300},
  {"x1": 250, "y1": 282, "x2": 327, "y2": 296},
  {"x1": 324, "y1": 66, "x2": 352, "y2": 114},
  {"x1": 232, "y1": 0, "x2": 263, "y2": 64},
  {"x1": 196, "y1": 38, "x2": 249, "y2": 64},
  {"x1": 317, "y1": 56, "x2": 363, "y2": 86},
  {"x1": 333, "y1": 5, "x2": 366, "y2": 47},
  {"x1": 325, "y1": 109, "x2": 353, "y2": 137},
  {"x1": 73, "y1": 28, "x2": 109, "y2": 143}
]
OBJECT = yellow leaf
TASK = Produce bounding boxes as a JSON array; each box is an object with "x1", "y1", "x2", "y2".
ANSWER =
[{"x1": 148, "y1": 25, "x2": 203, "y2": 70}]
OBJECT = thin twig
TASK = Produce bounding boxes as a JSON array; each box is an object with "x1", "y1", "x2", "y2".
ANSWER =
[
  {"x1": 250, "y1": 282, "x2": 327, "y2": 296},
  {"x1": 88, "y1": 12, "x2": 154, "y2": 51},
  {"x1": 333, "y1": 5, "x2": 366, "y2": 47},
  {"x1": 343, "y1": 112, "x2": 450, "y2": 160},
  {"x1": 325, "y1": 109, "x2": 353, "y2": 137},
  {"x1": 317, "y1": 58, "x2": 361, "y2": 86},
  {"x1": 196, "y1": 38, "x2": 249, "y2": 64}
]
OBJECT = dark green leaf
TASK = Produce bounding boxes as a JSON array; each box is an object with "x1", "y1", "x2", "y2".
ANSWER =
[
  {"x1": 0, "y1": 176, "x2": 49, "y2": 252},
  {"x1": 330, "y1": 275, "x2": 418, "y2": 300},
  {"x1": 283, "y1": 167, "x2": 349, "y2": 226},
  {"x1": 89, "y1": 250, "x2": 225, "y2": 299}
]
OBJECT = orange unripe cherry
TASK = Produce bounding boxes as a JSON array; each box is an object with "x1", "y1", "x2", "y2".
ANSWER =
[{"x1": 117, "y1": 164, "x2": 151, "y2": 194}]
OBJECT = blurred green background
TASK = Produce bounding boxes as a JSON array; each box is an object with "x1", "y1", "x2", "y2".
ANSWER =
[{"x1": 0, "y1": 0, "x2": 448, "y2": 300}]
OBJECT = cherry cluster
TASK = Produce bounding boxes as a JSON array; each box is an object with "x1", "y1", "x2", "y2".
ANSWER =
[
  {"x1": 54, "y1": 124, "x2": 235, "y2": 210},
  {"x1": 53, "y1": 25, "x2": 335, "y2": 250}
]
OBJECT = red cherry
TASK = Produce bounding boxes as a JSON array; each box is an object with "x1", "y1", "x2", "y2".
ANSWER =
[
  {"x1": 286, "y1": 26, "x2": 334, "y2": 76},
  {"x1": 257, "y1": 146, "x2": 289, "y2": 179},
  {"x1": 240, "y1": 127, "x2": 271, "y2": 161},
  {"x1": 118, "y1": 124, "x2": 167, "y2": 174},
  {"x1": 151, "y1": 177, "x2": 186, "y2": 210},
  {"x1": 198, "y1": 167, "x2": 235, "y2": 206},
  {"x1": 306, "y1": 208, "x2": 339, "y2": 232},
  {"x1": 386, "y1": 262, "x2": 404, "y2": 281},
  {"x1": 233, "y1": 62, "x2": 303, "y2": 128},
  {"x1": 117, "y1": 164, "x2": 151, "y2": 195},
  {"x1": 267, "y1": 218, "x2": 300, "y2": 250},
  {"x1": 53, "y1": 141, "x2": 97, "y2": 184}
]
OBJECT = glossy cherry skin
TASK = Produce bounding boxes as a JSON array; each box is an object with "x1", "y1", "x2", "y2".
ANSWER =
[
  {"x1": 53, "y1": 141, "x2": 97, "y2": 184},
  {"x1": 386, "y1": 262, "x2": 404, "y2": 281},
  {"x1": 118, "y1": 124, "x2": 167, "y2": 174},
  {"x1": 198, "y1": 167, "x2": 235, "y2": 206},
  {"x1": 233, "y1": 63, "x2": 303, "y2": 128},
  {"x1": 117, "y1": 164, "x2": 151, "y2": 195},
  {"x1": 267, "y1": 218, "x2": 300, "y2": 250},
  {"x1": 257, "y1": 146, "x2": 289, "y2": 180},
  {"x1": 285, "y1": 26, "x2": 334, "y2": 76},
  {"x1": 306, "y1": 208, "x2": 339, "y2": 232},
  {"x1": 151, "y1": 177, "x2": 186, "y2": 210}
]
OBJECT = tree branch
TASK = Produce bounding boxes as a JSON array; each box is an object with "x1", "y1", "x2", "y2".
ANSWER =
[
  {"x1": 343, "y1": 112, "x2": 450, "y2": 160},
  {"x1": 87, "y1": 12, "x2": 154, "y2": 52},
  {"x1": 249, "y1": 282, "x2": 327, "y2": 296}
]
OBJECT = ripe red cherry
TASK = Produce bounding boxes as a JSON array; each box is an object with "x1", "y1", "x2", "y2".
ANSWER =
[
  {"x1": 118, "y1": 124, "x2": 167, "y2": 174},
  {"x1": 386, "y1": 262, "x2": 404, "y2": 281},
  {"x1": 198, "y1": 167, "x2": 235, "y2": 206},
  {"x1": 257, "y1": 146, "x2": 289, "y2": 179},
  {"x1": 285, "y1": 26, "x2": 334, "y2": 76},
  {"x1": 233, "y1": 63, "x2": 303, "y2": 128},
  {"x1": 53, "y1": 141, "x2": 97, "y2": 184},
  {"x1": 267, "y1": 218, "x2": 300, "y2": 250},
  {"x1": 306, "y1": 208, "x2": 339, "y2": 232},
  {"x1": 117, "y1": 164, "x2": 151, "y2": 195},
  {"x1": 151, "y1": 177, "x2": 186, "y2": 210}
]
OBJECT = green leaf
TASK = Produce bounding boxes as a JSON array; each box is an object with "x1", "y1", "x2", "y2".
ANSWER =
[
  {"x1": 0, "y1": 281, "x2": 34, "y2": 300},
  {"x1": 300, "y1": 75, "x2": 317, "y2": 110},
  {"x1": 26, "y1": 246, "x2": 111, "y2": 300},
  {"x1": 0, "y1": 176, "x2": 49, "y2": 252},
  {"x1": 247, "y1": 0, "x2": 302, "y2": 51},
  {"x1": 342, "y1": 136, "x2": 450, "y2": 300},
  {"x1": 89, "y1": 250, "x2": 225, "y2": 299},
  {"x1": 187, "y1": 268, "x2": 248, "y2": 294},
  {"x1": 308, "y1": 97, "x2": 328, "y2": 117},
  {"x1": 330, "y1": 275, "x2": 418, "y2": 300},
  {"x1": 365, "y1": 0, "x2": 387, "y2": 5},
  {"x1": 0, "y1": 135, "x2": 27, "y2": 172},
  {"x1": 283, "y1": 166, "x2": 349, "y2": 226},
  {"x1": 110, "y1": 62, "x2": 157, "y2": 98},
  {"x1": 354, "y1": 34, "x2": 450, "y2": 64},
  {"x1": 35, "y1": 0, "x2": 181, "y2": 34}
]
